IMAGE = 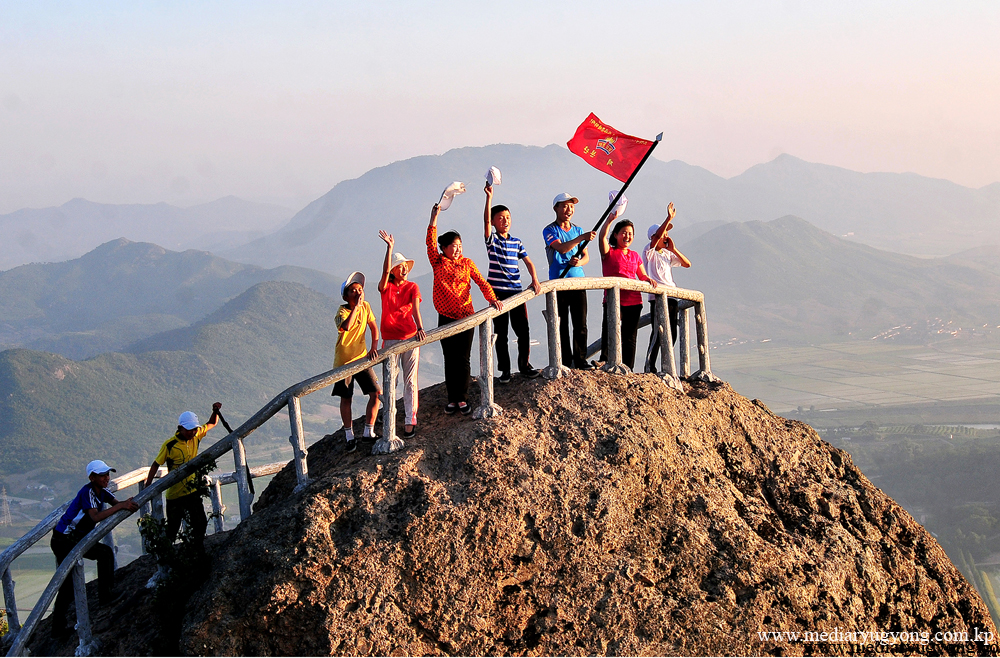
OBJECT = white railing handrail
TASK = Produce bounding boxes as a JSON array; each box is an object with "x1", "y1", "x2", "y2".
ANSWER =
[{"x1": 3, "y1": 276, "x2": 710, "y2": 656}]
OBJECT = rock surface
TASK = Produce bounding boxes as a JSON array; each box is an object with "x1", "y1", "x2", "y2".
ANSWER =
[
  {"x1": 176, "y1": 373, "x2": 996, "y2": 656},
  {"x1": 24, "y1": 372, "x2": 996, "y2": 656}
]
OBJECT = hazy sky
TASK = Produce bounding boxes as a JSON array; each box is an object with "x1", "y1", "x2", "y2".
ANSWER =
[{"x1": 2, "y1": 1, "x2": 999, "y2": 215}]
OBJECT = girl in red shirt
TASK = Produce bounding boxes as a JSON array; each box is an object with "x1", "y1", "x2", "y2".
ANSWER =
[
  {"x1": 426, "y1": 203, "x2": 503, "y2": 414},
  {"x1": 598, "y1": 215, "x2": 654, "y2": 371},
  {"x1": 378, "y1": 230, "x2": 426, "y2": 438}
]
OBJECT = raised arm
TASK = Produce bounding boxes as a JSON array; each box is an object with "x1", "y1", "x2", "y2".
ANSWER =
[
  {"x1": 483, "y1": 184, "x2": 493, "y2": 242},
  {"x1": 378, "y1": 230, "x2": 394, "y2": 293},
  {"x1": 665, "y1": 236, "x2": 692, "y2": 268},
  {"x1": 426, "y1": 205, "x2": 442, "y2": 265},
  {"x1": 598, "y1": 214, "x2": 615, "y2": 258},
  {"x1": 650, "y1": 202, "x2": 677, "y2": 251}
]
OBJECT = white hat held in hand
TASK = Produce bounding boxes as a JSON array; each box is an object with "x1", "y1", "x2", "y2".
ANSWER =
[
  {"x1": 609, "y1": 190, "x2": 628, "y2": 218},
  {"x1": 86, "y1": 459, "x2": 116, "y2": 476},
  {"x1": 485, "y1": 166, "x2": 501, "y2": 187},
  {"x1": 438, "y1": 182, "x2": 466, "y2": 211}
]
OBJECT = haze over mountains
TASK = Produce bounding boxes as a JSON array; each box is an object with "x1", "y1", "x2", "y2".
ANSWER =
[
  {"x1": 223, "y1": 145, "x2": 1000, "y2": 279},
  {"x1": 0, "y1": 195, "x2": 293, "y2": 270}
]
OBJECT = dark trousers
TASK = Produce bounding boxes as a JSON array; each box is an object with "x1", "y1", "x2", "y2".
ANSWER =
[
  {"x1": 51, "y1": 530, "x2": 115, "y2": 624},
  {"x1": 556, "y1": 289, "x2": 589, "y2": 368},
  {"x1": 166, "y1": 492, "x2": 208, "y2": 554},
  {"x1": 645, "y1": 298, "x2": 679, "y2": 372},
  {"x1": 600, "y1": 302, "x2": 643, "y2": 371},
  {"x1": 439, "y1": 314, "x2": 475, "y2": 403},
  {"x1": 492, "y1": 289, "x2": 531, "y2": 374}
]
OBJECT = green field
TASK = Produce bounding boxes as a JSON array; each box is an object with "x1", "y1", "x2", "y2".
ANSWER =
[{"x1": 711, "y1": 335, "x2": 1000, "y2": 426}]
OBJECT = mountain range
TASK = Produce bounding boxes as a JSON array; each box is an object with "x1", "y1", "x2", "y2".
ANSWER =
[
  {"x1": 0, "y1": 238, "x2": 341, "y2": 359},
  {"x1": 223, "y1": 145, "x2": 1000, "y2": 279},
  {"x1": 0, "y1": 195, "x2": 293, "y2": 271},
  {"x1": 0, "y1": 281, "x2": 343, "y2": 476}
]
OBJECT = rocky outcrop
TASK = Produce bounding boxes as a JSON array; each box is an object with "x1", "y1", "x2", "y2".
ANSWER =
[{"x1": 166, "y1": 373, "x2": 995, "y2": 656}]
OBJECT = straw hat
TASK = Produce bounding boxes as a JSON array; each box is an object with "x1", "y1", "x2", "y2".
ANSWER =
[{"x1": 390, "y1": 253, "x2": 415, "y2": 273}]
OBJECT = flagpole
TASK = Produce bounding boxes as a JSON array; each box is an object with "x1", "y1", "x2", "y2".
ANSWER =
[{"x1": 558, "y1": 132, "x2": 664, "y2": 279}]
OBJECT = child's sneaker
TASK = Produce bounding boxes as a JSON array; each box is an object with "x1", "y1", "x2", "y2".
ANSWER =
[
  {"x1": 459, "y1": 402, "x2": 472, "y2": 415},
  {"x1": 521, "y1": 367, "x2": 540, "y2": 379},
  {"x1": 346, "y1": 438, "x2": 357, "y2": 453},
  {"x1": 498, "y1": 371, "x2": 512, "y2": 384}
]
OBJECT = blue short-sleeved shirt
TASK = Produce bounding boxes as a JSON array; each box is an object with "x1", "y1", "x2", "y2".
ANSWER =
[
  {"x1": 486, "y1": 232, "x2": 528, "y2": 291},
  {"x1": 543, "y1": 222, "x2": 585, "y2": 279},
  {"x1": 54, "y1": 483, "x2": 117, "y2": 536}
]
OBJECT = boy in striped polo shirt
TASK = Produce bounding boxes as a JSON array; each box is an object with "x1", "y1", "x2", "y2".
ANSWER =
[{"x1": 484, "y1": 183, "x2": 542, "y2": 382}]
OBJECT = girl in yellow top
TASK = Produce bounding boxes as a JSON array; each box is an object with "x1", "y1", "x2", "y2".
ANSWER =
[{"x1": 333, "y1": 271, "x2": 381, "y2": 452}]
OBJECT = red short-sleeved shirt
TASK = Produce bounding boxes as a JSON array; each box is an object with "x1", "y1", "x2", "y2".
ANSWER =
[
  {"x1": 381, "y1": 279, "x2": 421, "y2": 342},
  {"x1": 602, "y1": 248, "x2": 643, "y2": 306}
]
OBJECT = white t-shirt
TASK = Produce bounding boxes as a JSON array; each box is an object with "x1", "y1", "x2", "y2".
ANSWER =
[{"x1": 643, "y1": 243, "x2": 683, "y2": 300}]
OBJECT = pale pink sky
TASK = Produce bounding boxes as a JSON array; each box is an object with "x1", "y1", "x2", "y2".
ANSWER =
[{"x1": 2, "y1": 1, "x2": 999, "y2": 214}]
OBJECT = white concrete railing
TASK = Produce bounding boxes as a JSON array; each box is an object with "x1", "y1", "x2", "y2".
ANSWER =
[{"x1": 1, "y1": 276, "x2": 713, "y2": 656}]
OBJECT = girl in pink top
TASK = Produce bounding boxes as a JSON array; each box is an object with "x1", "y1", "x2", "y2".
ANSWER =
[
  {"x1": 598, "y1": 216, "x2": 654, "y2": 371},
  {"x1": 378, "y1": 230, "x2": 426, "y2": 438}
]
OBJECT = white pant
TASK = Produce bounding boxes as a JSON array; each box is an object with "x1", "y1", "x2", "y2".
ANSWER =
[{"x1": 382, "y1": 339, "x2": 420, "y2": 426}]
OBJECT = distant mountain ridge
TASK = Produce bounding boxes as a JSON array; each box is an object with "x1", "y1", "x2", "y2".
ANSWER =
[
  {"x1": 0, "y1": 238, "x2": 341, "y2": 359},
  {"x1": 224, "y1": 145, "x2": 1000, "y2": 278},
  {"x1": 0, "y1": 195, "x2": 294, "y2": 271}
]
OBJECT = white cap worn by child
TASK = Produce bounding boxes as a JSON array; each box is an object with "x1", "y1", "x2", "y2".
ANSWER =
[
  {"x1": 178, "y1": 411, "x2": 199, "y2": 430},
  {"x1": 86, "y1": 459, "x2": 116, "y2": 476}
]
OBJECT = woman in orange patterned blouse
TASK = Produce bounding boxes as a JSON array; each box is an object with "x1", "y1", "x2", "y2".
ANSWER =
[{"x1": 427, "y1": 202, "x2": 504, "y2": 414}]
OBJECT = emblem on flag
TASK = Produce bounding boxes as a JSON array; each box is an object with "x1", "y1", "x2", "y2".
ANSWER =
[{"x1": 596, "y1": 137, "x2": 617, "y2": 155}]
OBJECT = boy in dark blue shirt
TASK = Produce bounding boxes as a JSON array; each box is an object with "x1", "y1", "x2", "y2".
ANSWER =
[{"x1": 49, "y1": 459, "x2": 138, "y2": 636}]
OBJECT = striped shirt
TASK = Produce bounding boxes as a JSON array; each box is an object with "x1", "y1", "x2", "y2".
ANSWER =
[
  {"x1": 55, "y1": 483, "x2": 117, "y2": 536},
  {"x1": 485, "y1": 231, "x2": 527, "y2": 291}
]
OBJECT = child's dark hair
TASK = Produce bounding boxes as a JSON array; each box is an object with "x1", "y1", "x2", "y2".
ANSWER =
[
  {"x1": 438, "y1": 230, "x2": 461, "y2": 251},
  {"x1": 491, "y1": 205, "x2": 509, "y2": 219},
  {"x1": 610, "y1": 219, "x2": 634, "y2": 248}
]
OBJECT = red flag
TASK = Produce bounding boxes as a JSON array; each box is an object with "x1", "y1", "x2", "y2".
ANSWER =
[{"x1": 566, "y1": 113, "x2": 654, "y2": 183}]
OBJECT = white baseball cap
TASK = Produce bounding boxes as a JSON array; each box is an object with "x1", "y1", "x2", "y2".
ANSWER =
[
  {"x1": 86, "y1": 460, "x2": 116, "y2": 477},
  {"x1": 178, "y1": 411, "x2": 199, "y2": 430},
  {"x1": 341, "y1": 271, "x2": 365, "y2": 297},
  {"x1": 552, "y1": 192, "x2": 579, "y2": 208}
]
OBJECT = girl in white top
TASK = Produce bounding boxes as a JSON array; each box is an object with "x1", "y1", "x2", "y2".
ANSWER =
[{"x1": 642, "y1": 202, "x2": 691, "y2": 373}]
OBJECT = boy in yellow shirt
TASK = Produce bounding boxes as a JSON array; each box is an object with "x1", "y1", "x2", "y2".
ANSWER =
[
  {"x1": 143, "y1": 403, "x2": 221, "y2": 556},
  {"x1": 333, "y1": 271, "x2": 381, "y2": 452}
]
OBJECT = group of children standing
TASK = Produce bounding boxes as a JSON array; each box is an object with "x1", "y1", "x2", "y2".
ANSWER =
[{"x1": 331, "y1": 178, "x2": 691, "y2": 449}]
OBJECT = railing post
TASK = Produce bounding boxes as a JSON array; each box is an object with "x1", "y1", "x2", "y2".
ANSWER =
[
  {"x1": 287, "y1": 396, "x2": 312, "y2": 485},
  {"x1": 601, "y1": 286, "x2": 629, "y2": 374},
  {"x1": 150, "y1": 485, "x2": 164, "y2": 522},
  {"x1": 542, "y1": 290, "x2": 570, "y2": 380},
  {"x1": 72, "y1": 561, "x2": 96, "y2": 656},
  {"x1": 209, "y1": 478, "x2": 225, "y2": 533},
  {"x1": 232, "y1": 439, "x2": 253, "y2": 522},
  {"x1": 374, "y1": 356, "x2": 405, "y2": 454},
  {"x1": 678, "y1": 302, "x2": 691, "y2": 378},
  {"x1": 656, "y1": 293, "x2": 683, "y2": 391},
  {"x1": 474, "y1": 319, "x2": 502, "y2": 419},
  {"x1": 692, "y1": 299, "x2": 717, "y2": 382},
  {"x1": 2, "y1": 566, "x2": 19, "y2": 636}
]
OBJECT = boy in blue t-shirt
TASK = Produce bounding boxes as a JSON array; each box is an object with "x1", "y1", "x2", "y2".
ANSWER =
[
  {"x1": 484, "y1": 183, "x2": 542, "y2": 382},
  {"x1": 49, "y1": 459, "x2": 138, "y2": 636},
  {"x1": 542, "y1": 193, "x2": 597, "y2": 369}
]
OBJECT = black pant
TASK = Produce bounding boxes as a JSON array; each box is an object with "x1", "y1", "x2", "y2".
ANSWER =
[
  {"x1": 439, "y1": 314, "x2": 475, "y2": 403},
  {"x1": 51, "y1": 530, "x2": 115, "y2": 624},
  {"x1": 166, "y1": 492, "x2": 208, "y2": 554},
  {"x1": 600, "y1": 302, "x2": 643, "y2": 371},
  {"x1": 492, "y1": 288, "x2": 531, "y2": 374},
  {"x1": 646, "y1": 298, "x2": 679, "y2": 372},
  {"x1": 556, "y1": 289, "x2": 589, "y2": 368}
]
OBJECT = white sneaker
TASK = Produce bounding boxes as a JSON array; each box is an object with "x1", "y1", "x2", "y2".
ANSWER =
[{"x1": 145, "y1": 566, "x2": 170, "y2": 589}]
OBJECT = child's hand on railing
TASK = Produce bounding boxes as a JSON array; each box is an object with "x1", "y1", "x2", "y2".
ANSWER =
[
  {"x1": 491, "y1": 299, "x2": 505, "y2": 312},
  {"x1": 367, "y1": 346, "x2": 379, "y2": 361},
  {"x1": 417, "y1": 328, "x2": 427, "y2": 341}
]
